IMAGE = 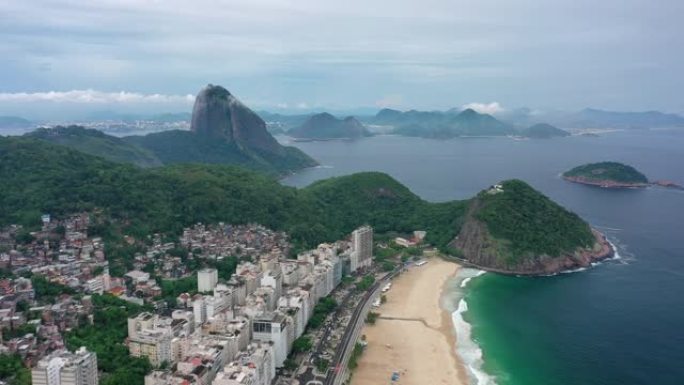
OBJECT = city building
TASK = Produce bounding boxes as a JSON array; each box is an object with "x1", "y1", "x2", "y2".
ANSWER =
[
  {"x1": 251, "y1": 314, "x2": 288, "y2": 367},
  {"x1": 350, "y1": 226, "x2": 373, "y2": 272},
  {"x1": 197, "y1": 268, "x2": 218, "y2": 293},
  {"x1": 31, "y1": 347, "x2": 98, "y2": 385}
]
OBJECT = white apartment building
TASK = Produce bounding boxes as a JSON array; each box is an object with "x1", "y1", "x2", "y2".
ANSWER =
[
  {"x1": 251, "y1": 314, "x2": 288, "y2": 367},
  {"x1": 32, "y1": 347, "x2": 98, "y2": 385},
  {"x1": 197, "y1": 268, "x2": 218, "y2": 293},
  {"x1": 350, "y1": 226, "x2": 373, "y2": 272}
]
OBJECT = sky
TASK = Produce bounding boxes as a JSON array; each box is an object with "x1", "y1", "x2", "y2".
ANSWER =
[{"x1": 1, "y1": 0, "x2": 683, "y2": 118}]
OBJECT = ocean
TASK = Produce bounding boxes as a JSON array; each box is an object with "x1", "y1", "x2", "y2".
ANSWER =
[{"x1": 279, "y1": 130, "x2": 684, "y2": 385}]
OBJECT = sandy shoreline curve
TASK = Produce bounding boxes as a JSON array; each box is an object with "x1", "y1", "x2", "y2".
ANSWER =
[{"x1": 350, "y1": 257, "x2": 467, "y2": 385}]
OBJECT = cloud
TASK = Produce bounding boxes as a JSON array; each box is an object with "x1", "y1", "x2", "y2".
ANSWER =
[
  {"x1": 461, "y1": 102, "x2": 505, "y2": 115},
  {"x1": 0, "y1": 90, "x2": 194, "y2": 104}
]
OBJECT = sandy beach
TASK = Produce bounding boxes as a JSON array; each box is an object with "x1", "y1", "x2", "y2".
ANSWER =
[{"x1": 350, "y1": 257, "x2": 467, "y2": 385}]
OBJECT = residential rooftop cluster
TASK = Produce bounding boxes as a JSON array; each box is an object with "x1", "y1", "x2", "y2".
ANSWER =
[
  {"x1": 139, "y1": 228, "x2": 373, "y2": 385},
  {"x1": 0, "y1": 211, "x2": 379, "y2": 385}
]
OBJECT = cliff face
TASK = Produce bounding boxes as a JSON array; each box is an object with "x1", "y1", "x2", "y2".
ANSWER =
[
  {"x1": 452, "y1": 204, "x2": 613, "y2": 275},
  {"x1": 191, "y1": 84, "x2": 283, "y2": 154},
  {"x1": 450, "y1": 180, "x2": 613, "y2": 275}
]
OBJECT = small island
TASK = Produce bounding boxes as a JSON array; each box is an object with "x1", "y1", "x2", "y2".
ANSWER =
[{"x1": 562, "y1": 162, "x2": 649, "y2": 188}]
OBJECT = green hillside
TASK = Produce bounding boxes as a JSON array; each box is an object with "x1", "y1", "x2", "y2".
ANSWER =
[
  {"x1": 0, "y1": 136, "x2": 596, "y2": 275},
  {"x1": 563, "y1": 162, "x2": 648, "y2": 184},
  {"x1": 475, "y1": 180, "x2": 594, "y2": 258},
  {"x1": 0, "y1": 137, "x2": 461, "y2": 249},
  {"x1": 124, "y1": 130, "x2": 316, "y2": 175},
  {"x1": 26, "y1": 126, "x2": 162, "y2": 167}
]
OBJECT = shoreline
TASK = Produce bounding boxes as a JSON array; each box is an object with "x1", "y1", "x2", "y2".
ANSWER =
[
  {"x1": 445, "y1": 229, "x2": 615, "y2": 276},
  {"x1": 350, "y1": 257, "x2": 468, "y2": 385},
  {"x1": 562, "y1": 175, "x2": 648, "y2": 189}
]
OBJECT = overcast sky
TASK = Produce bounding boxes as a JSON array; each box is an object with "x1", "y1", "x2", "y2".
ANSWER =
[{"x1": 1, "y1": 0, "x2": 683, "y2": 115}]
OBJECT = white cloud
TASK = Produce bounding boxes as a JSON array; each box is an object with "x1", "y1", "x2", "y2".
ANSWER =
[
  {"x1": 461, "y1": 102, "x2": 505, "y2": 115},
  {"x1": 0, "y1": 90, "x2": 195, "y2": 104}
]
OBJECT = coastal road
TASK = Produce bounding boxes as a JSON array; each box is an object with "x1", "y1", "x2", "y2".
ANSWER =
[{"x1": 325, "y1": 269, "x2": 400, "y2": 385}]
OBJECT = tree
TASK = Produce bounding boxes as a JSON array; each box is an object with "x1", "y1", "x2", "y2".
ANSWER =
[
  {"x1": 292, "y1": 336, "x2": 313, "y2": 354},
  {"x1": 0, "y1": 354, "x2": 30, "y2": 385},
  {"x1": 365, "y1": 312, "x2": 379, "y2": 325},
  {"x1": 355, "y1": 275, "x2": 375, "y2": 292},
  {"x1": 283, "y1": 358, "x2": 298, "y2": 371}
]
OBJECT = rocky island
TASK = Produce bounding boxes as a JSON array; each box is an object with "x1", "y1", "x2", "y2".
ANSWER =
[{"x1": 562, "y1": 162, "x2": 649, "y2": 188}]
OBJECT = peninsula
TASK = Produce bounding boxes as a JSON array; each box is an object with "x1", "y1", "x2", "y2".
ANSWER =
[{"x1": 451, "y1": 180, "x2": 614, "y2": 275}]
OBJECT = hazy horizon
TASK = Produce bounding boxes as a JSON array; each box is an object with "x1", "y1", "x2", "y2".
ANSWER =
[{"x1": 1, "y1": 0, "x2": 683, "y2": 118}]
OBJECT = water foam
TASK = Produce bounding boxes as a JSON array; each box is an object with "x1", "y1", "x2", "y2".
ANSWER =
[{"x1": 450, "y1": 269, "x2": 496, "y2": 385}]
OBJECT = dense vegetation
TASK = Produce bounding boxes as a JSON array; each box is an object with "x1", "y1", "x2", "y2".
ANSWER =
[
  {"x1": 0, "y1": 354, "x2": 31, "y2": 385},
  {"x1": 0, "y1": 137, "x2": 465, "y2": 253},
  {"x1": 27, "y1": 126, "x2": 162, "y2": 167},
  {"x1": 124, "y1": 129, "x2": 316, "y2": 174},
  {"x1": 31, "y1": 275, "x2": 77, "y2": 302},
  {"x1": 0, "y1": 136, "x2": 595, "y2": 273},
  {"x1": 475, "y1": 180, "x2": 595, "y2": 258},
  {"x1": 307, "y1": 296, "x2": 337, "y2": 329},
  {"x1": 563, "y1": 162, "x2": 649, "y2": 184},
  {"x1": 66, "y1": 294, "x2": 152, "y2": 385}
]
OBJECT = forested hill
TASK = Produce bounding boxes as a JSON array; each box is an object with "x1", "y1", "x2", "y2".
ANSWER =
[
  {"x1": 563, "y1": 162, "x2": 648, "y2": 185},
  {"x1": 452, "y1": 180, "x2": 606, "y2": 274},
  {"x1": 0, "y1": 136, "x2": 464, "y2": 249},
  {"x1": 1, "y1": 136, "x2": 601, "y2": 275}
]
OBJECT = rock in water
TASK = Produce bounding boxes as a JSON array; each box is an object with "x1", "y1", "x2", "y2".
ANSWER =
[{"x1": 191, "y1": 84, "x2": 283, "y2": 154}]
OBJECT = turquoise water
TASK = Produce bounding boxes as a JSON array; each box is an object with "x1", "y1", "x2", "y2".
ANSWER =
[{"x1": 281, "y1": 130, "x2": 684, "y2": 385}]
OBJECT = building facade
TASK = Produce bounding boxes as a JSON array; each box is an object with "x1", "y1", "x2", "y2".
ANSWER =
[{"x1": 32, "y1": 347, "x2": 98, "y2": 385}]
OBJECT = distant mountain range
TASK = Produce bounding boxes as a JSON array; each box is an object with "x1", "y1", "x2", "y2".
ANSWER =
[
  {"x1": 564, "y1": 108, "x2": 684, "y2": 129},
  {"x1": 288, "y1": 113, "x2": 370, "y2": 140},
  {"x1": 374, "y1": 108, "x2": 514, "y2": 138},
  {"x1": 519, "y1": 123, "x2": 570, "y2": 139},
  {"x1": 0, "y1": 116, "x2": 33, "y2": 129}
]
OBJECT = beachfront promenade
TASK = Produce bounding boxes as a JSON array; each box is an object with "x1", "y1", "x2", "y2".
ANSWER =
[{"x1": 325, "y1": 269, "x2": 399, "y2": 385}]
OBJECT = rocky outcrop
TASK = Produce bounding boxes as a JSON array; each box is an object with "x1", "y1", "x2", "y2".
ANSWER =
[
  {"x1": 191, "y1": 84, "x2": 283, "y2": 154},
  {"x1": 451, "y1": 195, "x2": 614, "y2": 276},
  {"x1": 651, "y1": 180, "x2": 684, "y2": 190}
]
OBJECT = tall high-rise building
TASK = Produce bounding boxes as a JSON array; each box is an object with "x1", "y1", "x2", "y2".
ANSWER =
[
  {"x1": 32, "y1": 347, "x2": 98, "y2": 385},
  {"x1": 350, "y1": 226, "x2": 373, "y2": 272},
  {"x1": 198, "y1": 268, "x2": 218, "y2": 293}
]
